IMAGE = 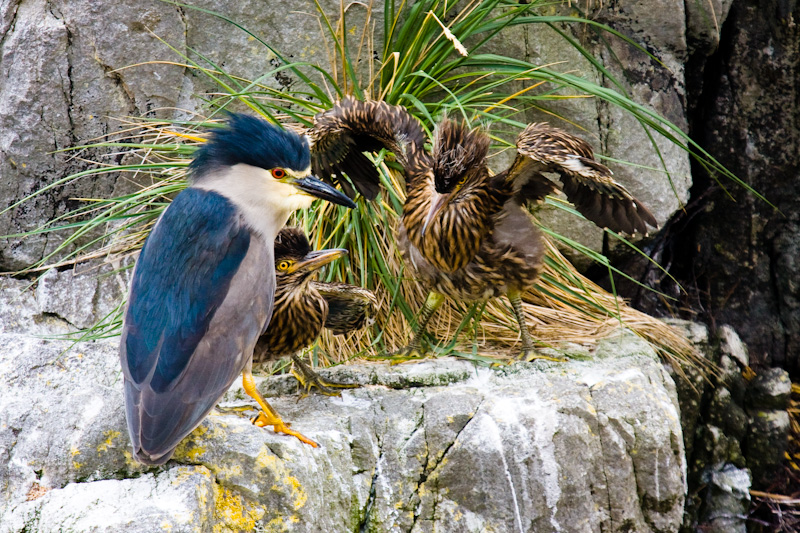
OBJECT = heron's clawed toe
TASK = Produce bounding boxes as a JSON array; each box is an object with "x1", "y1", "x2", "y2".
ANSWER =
[{"x1": 251, "y1": 411, "x2": 319, "y2": 448}]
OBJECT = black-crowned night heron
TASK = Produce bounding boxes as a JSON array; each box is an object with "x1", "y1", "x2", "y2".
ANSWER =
[
  {"x1": 120, "y1": 114, "x2": 355, "y2": 465},
  {"x1": 310, "y1": 97, "x2": 657, "y2": 360},
  {"x1": 253, "y1": 227, "x2": 377, "y2": 395}
]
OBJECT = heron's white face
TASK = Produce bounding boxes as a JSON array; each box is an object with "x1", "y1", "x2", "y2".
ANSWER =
[
  {"x1": 195, "y1": 163, "x2": 314, "y2": 239},
  {"x1": 261, "y1": 165, "x2": 317, "y2": 213}
]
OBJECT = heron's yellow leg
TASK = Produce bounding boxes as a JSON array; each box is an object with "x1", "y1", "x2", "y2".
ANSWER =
[
  {"x1": 242, "y1": 368, "x2": 319, "y2": 448},
  {"x1": 291, "y1": 354, "x2": 359, "y2": 399}
]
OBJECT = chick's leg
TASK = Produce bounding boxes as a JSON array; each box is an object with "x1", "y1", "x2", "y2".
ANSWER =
[
  {"x1": 242, "y1": 364, "x2": 319, "y2": 448},
  {"x1": 291, "y1": 354, "x2": 359, "y2": 398},
  {"x1": 389, "y1": 291, "x2": 445, "y2": 362},
  {"x1": 507, "y1": 289, "x2": 564, "y2": 363}
]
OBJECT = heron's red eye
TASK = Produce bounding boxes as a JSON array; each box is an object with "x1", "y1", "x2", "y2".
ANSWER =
[{"x1": 271, "y1": 168, "x2": 286, "y2": 179}]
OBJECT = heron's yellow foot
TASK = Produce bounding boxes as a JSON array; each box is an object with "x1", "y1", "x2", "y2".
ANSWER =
[
  {"x1": 291, "y1": 357, "x2": 359, "y2": 399},
  {"x1": 242, "y1": 368, "x2": 319, "y2": 447},
  {"x1": 251, "y1": 411, "x2": 319, "y2": 448}
]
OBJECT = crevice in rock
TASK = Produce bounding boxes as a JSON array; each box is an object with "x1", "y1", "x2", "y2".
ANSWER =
[
  {"x1": 766, "y1": 242, "x2": 790, "y2": 360},
  {"x1": 428, "y1": 398, "x2": 482, "y2": 477},
  {"x1": 628, "y1": 426, "x2": 651, "y2": 531},
  {"x1": 587, "y1": 384, "x2": 614, "y2": 530},
  {"x1": 34, "y1": 311, "x2": 76, "y2": 330},
  {"x1": 406, "y1": 402, "x2": 428, "y2": 532},
  {"x1": 357, "y1": 442, "x2": 381, "y2": 533},
  {"x1": 0, "y1": 0, "x2": 21, "y2": 51},
  {"x1": 355, "y1": 397, "x2": 388, "y2": 532},
  {"x1": 408, "y1": 397, "x2": 484, "y2": 532},
  {"x1": 44, "y1": 0, "x2": 77, "y2": 150},
  {"x1": 398, "y1": 404, "x2": 425, "y2": 452},
  {"x1": 89, "y1": 43, "x2": 138, "y2": 117},
  {"x1": 629, "y1": 421, "x2": 646, "y2": 506}
]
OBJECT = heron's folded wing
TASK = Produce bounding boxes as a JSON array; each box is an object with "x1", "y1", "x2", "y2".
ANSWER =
[{"x1": 120, "y1": 188, "x2": 272, "y2": 464}]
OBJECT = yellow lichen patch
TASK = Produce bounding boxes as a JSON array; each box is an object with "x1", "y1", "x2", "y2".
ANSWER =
[
  {"x1": 255, "y1": 447, "x2": 308, "y2": 511},
  {"x1": 174, "y1": 442, "x2": 207, "y2": 463},
  {"x1": 97, "y1": 430, "x2": 121, "y2": 453},
  {"x1": 174, "y1": 424, "x2": 210, "y2": 462},
  {"x1": 213, "y1": 463, "x2": 244, "y2": 481},
  {"x1": 122, "y1": 448, "x2": 142, "y2": 469},
  {"x1": 260, "y1": 516, "x2": 295, "y2": 533},
  {"x1": 70, "y1": 445, "x2": 83, "y2": 469},
  {"x1": 212, "y1": 484, "x2": 266, "y2": 533},
  {"x1": 196, "y1": 475, "x2": 210, "y2": 510},
  {"x1": 173, "y1": 465, "x2": 207, "y2": 488}
]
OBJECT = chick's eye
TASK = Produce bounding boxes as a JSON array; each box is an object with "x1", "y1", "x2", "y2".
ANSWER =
[
  {"x1": 277, "y1": 260, "x2": 291, "y2": 271},
  {"x1": 271, "y1": 168, "x2": 286, "y2": 179}
]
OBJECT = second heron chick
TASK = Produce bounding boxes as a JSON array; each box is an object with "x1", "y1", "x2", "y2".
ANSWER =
[{"x1": 253, "y1": 227, "x2": 377, "y2": 395}]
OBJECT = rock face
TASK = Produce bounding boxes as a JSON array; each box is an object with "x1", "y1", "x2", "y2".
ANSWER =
[
  {"x1": 632, "y1": 0, "x2": 800, "y2": 375},
  {"x1": 0, "y1": 0, "x2": 690, "y2": 270},
  {"x1": 0, "y1": 0, "x2": 373, "y2": 269},
  {"x1": 0, "y1": 328, "x2": 686, "y2": 532},
  {"x1": 668, "y1": 322, "x2": 793, "y2": 531},
  {"x1": 689, "y1": 0, "x2": 800, "y2": 373}
]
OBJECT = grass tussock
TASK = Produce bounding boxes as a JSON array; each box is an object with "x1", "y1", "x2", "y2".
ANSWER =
[{"x1": 4, "y1": 0, "x2": 733, "y2": 374}]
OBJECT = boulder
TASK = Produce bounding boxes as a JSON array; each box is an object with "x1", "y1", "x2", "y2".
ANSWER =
[{"x1": 0, "y1": 329, "x2": 687, "y2": 532}]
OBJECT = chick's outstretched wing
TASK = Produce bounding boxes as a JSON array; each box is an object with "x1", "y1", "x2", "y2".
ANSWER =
[
  {"x1": 510, "y1": 122, "x2": 658, "y2": 235},
  {"x1": 309, "y1": 96, "x2": 428, "y2": 199}
]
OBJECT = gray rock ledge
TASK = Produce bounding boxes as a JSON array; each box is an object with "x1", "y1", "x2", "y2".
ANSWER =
[{"x1": 0, "y1": 330, "x2": 686, "y2": 532}]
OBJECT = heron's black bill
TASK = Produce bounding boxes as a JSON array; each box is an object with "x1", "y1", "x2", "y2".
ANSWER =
[{"x1": 293, "y1": 176, "x2": 356, "y2": 209}]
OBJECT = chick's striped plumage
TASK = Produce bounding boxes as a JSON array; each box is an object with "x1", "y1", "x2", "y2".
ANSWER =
[
  {"x1": 403, "y1": 121, "x2": 508, "y2": 274},
  {"x1": 309, "y1": 98, "x2": 657, "y2": 358},
  {"x1": 310, "y1": 96, "x2": 428, "y2": 199},
  {"x1": 313, "y1": 282, "x2": 378, "y2": 335},
  {"x1": 512, "y1": 122, "x2": 657, "y2": 235},
  {"x1": 253, "y1": 227, "x2": 376, "y2": 362}
]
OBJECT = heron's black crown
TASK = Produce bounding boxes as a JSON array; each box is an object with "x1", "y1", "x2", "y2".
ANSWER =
[
  {"x1": 190, "y1": 113, "x2": 311, "y2": 179},
  {"x1": 274, "y1": 227, "x2": 312, "y2": 262}
]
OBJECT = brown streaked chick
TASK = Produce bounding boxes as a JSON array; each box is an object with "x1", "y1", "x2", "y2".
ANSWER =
[
  {"x1": 254, "y1": 227, "x2": 376, "y2": 394},
  {"x1": 309, "y1": 97, "x2": 657, "y2": 361}
]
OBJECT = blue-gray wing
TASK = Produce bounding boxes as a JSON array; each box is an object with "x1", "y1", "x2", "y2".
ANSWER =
[{"x1": 119, "y1": 187, "x2": 273, "y2": 465}]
